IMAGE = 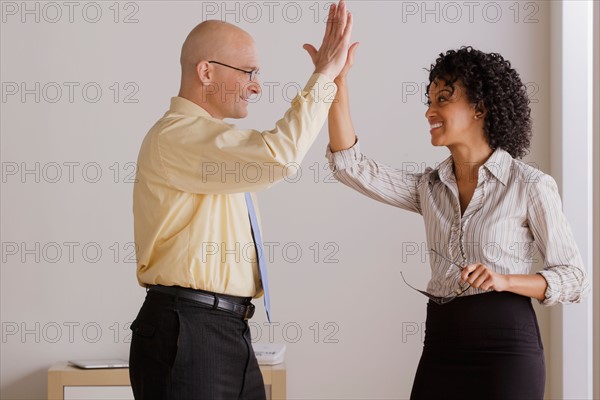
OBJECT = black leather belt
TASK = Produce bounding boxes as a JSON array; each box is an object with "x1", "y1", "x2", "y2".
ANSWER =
[{"x1": 149, "y1": 285, "x2": 255, "y2": 320}]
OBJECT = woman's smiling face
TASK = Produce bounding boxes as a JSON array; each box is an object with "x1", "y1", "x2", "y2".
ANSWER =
[{"x1": 425, "y1": 78, "x2": 485, "y2": 149}]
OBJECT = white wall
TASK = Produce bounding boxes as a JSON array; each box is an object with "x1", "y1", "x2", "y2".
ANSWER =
[
  {"x1": 1, "y1": 1, "x2": 555, "y2": 399},
  {"x1": 549, "y1": 2, "x2": 597, "y2": 399},
  {"x1": 594, "y1": 3, "x2": 600, "y2": 398}
]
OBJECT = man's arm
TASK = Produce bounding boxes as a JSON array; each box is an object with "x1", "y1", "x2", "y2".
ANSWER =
[
  {"x1": 155, "y1": 0, "x2": 354, "y2": 194},
  {"x1": 156, "y1": 74, "x2": 336, "y2": 194},
  {"x1": 304, "y1": 1, "x2": 358, "y2": 151}
]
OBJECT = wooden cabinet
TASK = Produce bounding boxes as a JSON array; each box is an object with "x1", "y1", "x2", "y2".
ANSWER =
[{"x1": 48, "y1": 362, "x2": 286, "y2": 400}]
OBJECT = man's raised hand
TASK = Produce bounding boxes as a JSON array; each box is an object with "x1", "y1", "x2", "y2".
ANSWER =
[{"x1": 303, "y1": 0, "x2": 354, "y2": 80}]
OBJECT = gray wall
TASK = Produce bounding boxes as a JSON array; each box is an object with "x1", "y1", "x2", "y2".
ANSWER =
[{"x1": 1, "y1": 1, "x2": 551, "y2": 399}]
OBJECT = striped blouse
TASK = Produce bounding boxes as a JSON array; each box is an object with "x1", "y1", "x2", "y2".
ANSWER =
[{"x1": 326, "y1": 142, "x2": 590, "y2": 306}]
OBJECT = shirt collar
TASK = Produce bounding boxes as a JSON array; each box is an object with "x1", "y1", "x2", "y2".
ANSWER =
[
  {"x1": 436, "y1": 154, "x2": 456, "y2": 185},
  {"x1": 167, "y1": 96, "x2": 234, "y2": 126},
  {"x1": 434, "y1": 147, "x2": 513, "y2": 186},
  {"x1": 482, "y1": 148, "x2": 512, "y2": 185}
]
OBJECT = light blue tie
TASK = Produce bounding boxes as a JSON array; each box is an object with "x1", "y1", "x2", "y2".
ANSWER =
[{"x1": 245, "y1": 193, "x2": 271, "y2": 322}]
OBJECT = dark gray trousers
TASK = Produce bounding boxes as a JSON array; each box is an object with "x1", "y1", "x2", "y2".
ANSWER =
[{"x1": 129, "y1": 290, "x2": 266, "y2": 400}]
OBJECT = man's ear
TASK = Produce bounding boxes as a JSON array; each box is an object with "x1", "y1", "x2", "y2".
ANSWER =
[{"x1": 196, "y1": 61, "x2": 212, "y2": 85}]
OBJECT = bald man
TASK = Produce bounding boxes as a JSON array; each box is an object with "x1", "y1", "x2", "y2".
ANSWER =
[{"x1": 130, "y1": 2, "x2": 353, "y2": 399}]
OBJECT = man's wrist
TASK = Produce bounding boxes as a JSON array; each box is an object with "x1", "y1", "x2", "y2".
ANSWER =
[{"x1": 314, "y1": 67, "x2": 335, "y2": 80}]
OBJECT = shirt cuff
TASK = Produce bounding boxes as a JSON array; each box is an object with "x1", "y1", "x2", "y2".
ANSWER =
[
  {"x1": 536, "y1": 270, "x2": 561, "y2": 306},
  {"x1": 299, "y1": 73, "x2": 338, "y2": 104}
]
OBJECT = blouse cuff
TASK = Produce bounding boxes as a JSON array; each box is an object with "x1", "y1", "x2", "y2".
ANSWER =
[
  {"x1": 325, "y1": 138, "x2": 361, "y2": 171},
  {"x1": 536, "y1": 270, "x2": 562, "y2": 306}
]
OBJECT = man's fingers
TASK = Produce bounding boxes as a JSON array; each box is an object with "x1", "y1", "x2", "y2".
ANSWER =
[
  {"x1": 303, "y1": 44, "x2": 318, "y2": 64},
  {"x1": 324, "y1": 3, "x2": 335, "y2": 41},
  {"x1": 303, "y1": 43, "x2": 318, "y2": 54},
  {"x1": 313, "y1": 0, "x2": 353, "y2": 79},
  {"x1": 336, "y1": 1, "x2": 347, "y2": 38},
  {"x1": 330, "y1": 0, "x2": 344, "y2": 39}
]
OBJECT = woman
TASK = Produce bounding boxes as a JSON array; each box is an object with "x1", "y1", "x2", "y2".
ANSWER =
[{"x1": 319, "y1": 44, "x2": 590, "y2": 399}]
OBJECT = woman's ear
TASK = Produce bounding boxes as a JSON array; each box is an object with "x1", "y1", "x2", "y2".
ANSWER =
[{"x1": 474, "y1": 100, "x2": 487, "y2": 119}]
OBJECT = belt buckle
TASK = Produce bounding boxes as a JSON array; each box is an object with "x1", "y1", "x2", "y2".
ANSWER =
[{"x1": 243, "y1": 303, "x2": 255, "y2": 320}]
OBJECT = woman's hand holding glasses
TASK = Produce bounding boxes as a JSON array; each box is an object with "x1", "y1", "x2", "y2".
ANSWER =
[{"x1": 460, "y1": 262, "x2": 509, "y2": 292}]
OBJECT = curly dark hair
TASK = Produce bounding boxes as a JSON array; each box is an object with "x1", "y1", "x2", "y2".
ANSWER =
[{"x1": 425, "y1": 46, "x2": 532, "y2": 159}]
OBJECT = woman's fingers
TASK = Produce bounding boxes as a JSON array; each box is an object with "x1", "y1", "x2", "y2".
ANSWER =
[
  {"x1": 347, "y1": 41, "x2": 359, "y2": 66},
  {"x1": 337, "y1": 42, "x2": 359, "y2": 79},
  {"x1": 342, "y1": 11, "x2": 353, "y2": 43},
  {"x1": 471, "y1": 270, "x2": 490, "y2": 288},
  {"x1": 460, "y1": 264, "x2": 505, "y2": 292},
  {"x1": 461, "y1": 264, "x2": 478, "y2": 282}
]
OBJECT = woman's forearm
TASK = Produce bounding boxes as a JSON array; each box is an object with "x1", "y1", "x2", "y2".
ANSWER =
[
  {"x1": 328, "y1": 78, "x2": 357, "y2": 152},
  {"x1": 463, "y1": 264, "x2": 548, "y2": 301},
  {"x1": 505, "y1": 274, "x2": 547, "y2": 301}
]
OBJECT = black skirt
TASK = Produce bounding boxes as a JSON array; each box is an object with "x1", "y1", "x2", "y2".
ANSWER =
[{"x1": 410, "y1": 291, "x2": 545, "y2": 400}]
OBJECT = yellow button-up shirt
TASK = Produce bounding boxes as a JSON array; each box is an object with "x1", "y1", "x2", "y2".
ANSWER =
[{"x1": 133, "y1": 73, "x2": 336, "y2": 297}]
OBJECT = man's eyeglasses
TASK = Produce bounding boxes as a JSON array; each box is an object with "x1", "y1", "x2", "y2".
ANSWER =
[
  {"x1": 208, "y1": 61, "x2": 260, "y2": 82},
  {"x1": 400, "y1": 248, "x2": 471, "y2": 305}
]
